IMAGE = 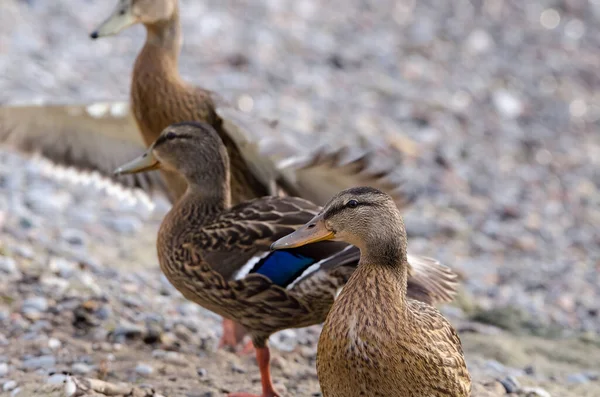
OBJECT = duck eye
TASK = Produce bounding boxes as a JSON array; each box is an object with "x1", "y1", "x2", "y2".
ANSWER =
[
  {"x1": 346, "y1": 199, "x2": 359, "y2": 208},
  {"x1": 165, "y1": 132, "x2": 177, "y2": 140}
]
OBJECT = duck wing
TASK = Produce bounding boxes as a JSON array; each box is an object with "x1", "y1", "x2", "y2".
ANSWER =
[
  {"x1": 0, "y1": 103, "x2": 169, "y2": 196},
  {"x1": 189, "y1": 196, "x2": 458, "y2": 304}
]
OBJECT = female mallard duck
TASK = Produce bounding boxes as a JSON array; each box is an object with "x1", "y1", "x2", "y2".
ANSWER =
[
  {"x1": 86, "y1": 0, "x2": 411, "y2": 207},
  {"x1": 114, "y1": 121, "x2": 459, "y2": 397},
  {"x1": 271, "y1": 187, "x2": 472, "y2": 397}
]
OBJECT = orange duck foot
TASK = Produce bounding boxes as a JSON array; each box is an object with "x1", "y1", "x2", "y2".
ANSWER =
[{"x1": 227, "y1": 393, "x2": 279, "y2": 397}]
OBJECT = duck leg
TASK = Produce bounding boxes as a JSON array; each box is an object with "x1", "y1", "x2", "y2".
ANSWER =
[
  {"x1": 227, "y1": 346, "x2": 280, "y2": 397},
  {"x1": 219, "y1": 319, "x2": 250, "y2": 351}
]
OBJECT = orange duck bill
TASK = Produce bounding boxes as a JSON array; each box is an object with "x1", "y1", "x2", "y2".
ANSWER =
[{"x1": 270, "y1": 213, "x2": 334, "y2": 250}]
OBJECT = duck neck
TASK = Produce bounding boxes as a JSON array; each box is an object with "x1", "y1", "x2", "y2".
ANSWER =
[
  {"x1": 356, "y1": 236, "x2": 409, "y2": 300},
  {"x1": 184, "y1": 183, "x2": 231, "y2": 211},
  {"x1": 141, "y1": 7, "x2": 182, "y2": 68}
]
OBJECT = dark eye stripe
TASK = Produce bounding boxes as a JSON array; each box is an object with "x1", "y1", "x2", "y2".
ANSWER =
[
  {"x1": 154, "y1": 132, "x2": 193, "y2": 147},
  {"x1": 324, "y1": 201, "x2": 373, "y2": 219}
]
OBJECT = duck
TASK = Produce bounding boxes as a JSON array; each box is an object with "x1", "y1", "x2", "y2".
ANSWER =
[
  {"x1": 87, "y1": 0, "x2": 412, "y2": 206},
  {"x1": 114, "y1": 121, "x2": 459, "y2": 397},
  {"x1": 271, "y1": 187, "x2": 472, "y2": 397}
]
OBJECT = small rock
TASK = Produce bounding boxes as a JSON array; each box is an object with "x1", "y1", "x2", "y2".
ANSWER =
[
  {"x1": 22, "y1": 355, "x2": 56, "y2": 370},
  {"x1": 519, "y1": 387, "x2": 551, "y2": 397},
  {"x1": 2, "y1": 380, "x2": 17, "y2": 392},
  {"x1": 135, "y1": 363, "x2": 153, "y2": 376},
  {"x1": 197, "y1": 368, "x2": 207, "y2": 377},
  {"x1": 0, "y1": 362, "x2": 8, "y2": 377},
  {"x1": 49, "y1": 257, "x2": 77, "y2": 278},
  {"x1": 48, "y1": 338, "x2": 62, "y2": 350},
  {"x1": 231, "y1": 364, "x2": 246, "y2": 374},
  {"x1": 71, "y1": 362, "x2": 93, "y2": 374},
  {"x1": 0, "y1": 256, "x2": 18, "y2": 274},
  {"x1": 22, "y1": 296, "x2": 49, "y2": 313},
  {"x1": 151, "y1": 349, "x2": 167, "y2": 359},
  {"x1": 493, "y1": 89, "x2": 523, "y2": 119},
  {"x1": 566, "y1": 372, "x2": 590, "y2": 384},
  {"x1": 61, "y1": 228, "x2": 88, "y2": 246},
  {"x1": 10, "y1": 387, "x2": 20, "y2": 396},
  {"x1": 163, "y1": 351, "x2": 188, "y2": 366},
  {"x1": 498, "y1": 375, "x2": 520, "y2": 393},
  {"x1": 64, "y1": 378, "x2": 77, "y2": 396}
]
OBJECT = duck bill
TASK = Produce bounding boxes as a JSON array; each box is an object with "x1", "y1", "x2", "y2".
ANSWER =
[
  {"x1": 90, "y1": 1, "x2": 137, "y2": 39},
  {"x1": 114, "y1": 149, "x2": 160, "y2": 175},
  {"x1": 271, "y1": 214, "x2": 334, "y2": 250}
]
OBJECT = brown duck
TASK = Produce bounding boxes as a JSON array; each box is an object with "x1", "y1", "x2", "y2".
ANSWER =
[
  {"x1": 114, "y1": 121, "x2": 459, "y2": 397},
  {"x1": 272, "y1": 187, "x2": 472, "y2": 397}
]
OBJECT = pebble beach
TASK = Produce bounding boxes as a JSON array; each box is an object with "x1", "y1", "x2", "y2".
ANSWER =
[{"x1": 0, "y1": 0, "x2": 599, "y2": 395}]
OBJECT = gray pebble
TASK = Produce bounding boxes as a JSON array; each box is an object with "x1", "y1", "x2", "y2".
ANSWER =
[
  {"x1": 21, "y1": 355, "x2": 56, "y2": 370},
  {"x1": 231, "y1": 364, "x2": 246, "y2": 374},
  {"x1": 21, "y1": 296, "x2": 49, "y2": 313},
  {"x1": 10, "y1": 387, "x2": 20, "y2": 396},
  {"x1": 567, "y1": 372, "x2": 590, "y2": 384},
  {"x1": 2, "y1": 380, "x2": 17, "y2": 392},
  {"x1": 0, "y1": 362, "x2": 8, "y2": 377},
  {"x1": 0, "y1": 256, "x2": 18, "y2": 274},
  {"x1": 61, "y1": 228, "x2": 88, "y2": 246},
  {"x1": 71, "y1": 362, "x2": 93, "y2": 374},
  {"x1": 135, "y1": 363, "x2": 153, "y2": 376},
  {"x1": 498, "y1": 376, "x2": 520, "y2": 393},
  {"x1": 197, "y1": 367, "x2": 207, "y2": 377}
]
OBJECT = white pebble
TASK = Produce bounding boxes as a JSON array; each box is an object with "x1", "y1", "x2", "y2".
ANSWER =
[
  {"x1": 48, "y1": 338, "x2": 62, "y2": 350},
  {"x1": 64, "y1": 379, "x2": 77, "y2": 396},
  {"x1": 0, "y1": 362, "x2": 8, "y2": 377},
  {"x1": 135, "y1": 363, "x2": 153, "y2": 376},
  {"x1": 493, "y1": 90, "x2": 523, "y2": 119},
  {"x1": 3, "y1": 381, "x2": 17, "y2": 392}
]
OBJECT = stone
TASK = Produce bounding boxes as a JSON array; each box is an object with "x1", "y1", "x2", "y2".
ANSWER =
[
  {"x1": 135, "y1": 363, "x2": 153, "y2": 376},
  {"x1": 2, "y1": 381, "x2": 17, "y2": 392},
  {"x1": 21, "y1": 296, "x2": 49, "y2": 313},
  {"x1": 0, "y1": 256, "x2": 18, "y2": 274},
  {"x1": 21, "y1": 355, "x2": 56, "y2": 370}
]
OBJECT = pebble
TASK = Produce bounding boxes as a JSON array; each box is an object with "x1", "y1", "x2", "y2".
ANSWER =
[
  {"x1": 21, "y1": 297, "x2": 49, "y2": 313},
  {"x1": 21, "y1": 355, "x2": 56, "y2": 370},
  {"x1": 2, "y1": 380, "x2": 17, "y2": 392},
  {"x1": 0, "y1": 362, "x2": 8, "y2": 377},
  {"x1": 566, "y1": 372, "x2": 590, "y2": 384},
  {"x1": 64, "y1": 378, "x2": 77, "y2": 396},
  {"x1": 135, "y1": 363, "x2": 154, "y2": 376},
  {"x1": 520, "y1": 387, "x2": 551, "y2": 397},
  {"x1": 493, "y1": 89, "x2": 523, "y2": 119},
  {"x1": 0, "y1": 256, "x2": 18, "y2": 274},
  {"x1": 197, "y1": 368, "x2": 207, "y2": 377},
  {"x1": 47, "y1": 338, "x2": 62, "y2": 350},
  {"x1": 71, "y1": 362, "x2": 93, "y2": 374},
  {"x1": 49, "y1": 257, "x2": 77, "y2": 278}
]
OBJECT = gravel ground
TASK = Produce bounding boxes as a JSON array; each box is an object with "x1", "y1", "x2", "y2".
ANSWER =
[{"x1": 1, "y1": 0, "x2": 599, "y2": 395}]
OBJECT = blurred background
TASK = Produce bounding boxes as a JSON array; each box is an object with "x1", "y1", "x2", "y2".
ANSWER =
[{"x1": 0, "y1": 0, "x2": 599, "y2": 396}]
